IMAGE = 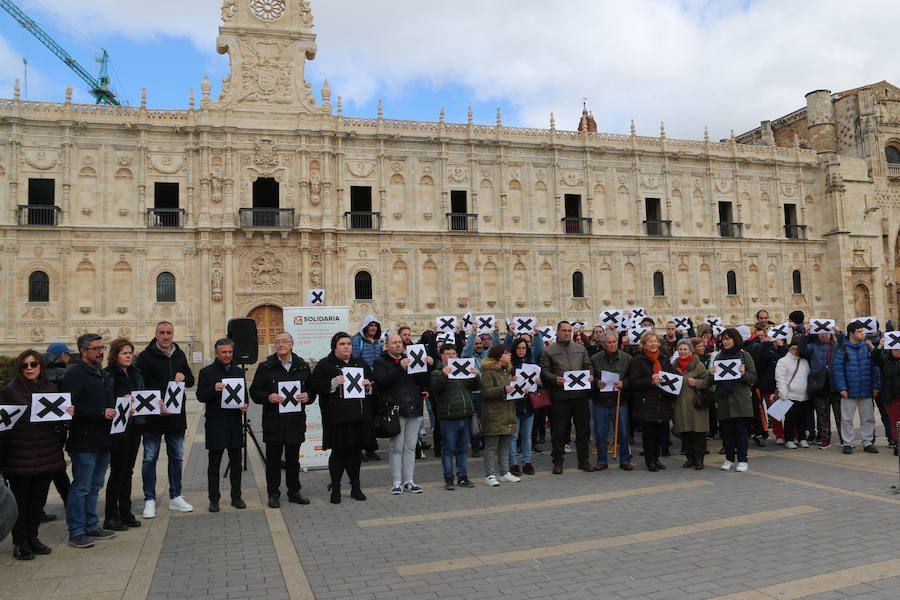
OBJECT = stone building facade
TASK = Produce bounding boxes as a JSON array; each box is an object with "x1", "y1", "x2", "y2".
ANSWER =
[{"x1": 0, "y1": 0, "x2": 897, "y2": 357}]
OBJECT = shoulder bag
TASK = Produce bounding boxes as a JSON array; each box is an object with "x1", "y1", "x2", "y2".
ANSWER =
[
  {"x1": 528, "y1": 388, "x2": 552, "y2": 410},
  {"x1": 374, "y1": 404, "x2": 400, "y2": 438}
]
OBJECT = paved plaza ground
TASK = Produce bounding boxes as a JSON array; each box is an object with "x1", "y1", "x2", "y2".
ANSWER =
[{"x1": 3, "y1": 399, "x2": 900, "y2": 600}]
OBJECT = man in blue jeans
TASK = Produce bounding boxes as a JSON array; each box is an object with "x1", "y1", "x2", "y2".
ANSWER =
[
  {"x1": 429, "y1": 345, "x2": 480, "y2": 489},
  {"x1": 589, "y1": 332, "x2": 634, "y2": 471},
  {"x1": 61, "y1": 333, "x2": 117, "y2": 548},
  {"x1": 136, "y1": 322, "x2": 196, "y2": 518}
]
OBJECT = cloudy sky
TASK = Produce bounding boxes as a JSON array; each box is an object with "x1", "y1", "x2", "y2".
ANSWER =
[{"x1": 1, "y1": 0, "x2": 898, "y2": 139}]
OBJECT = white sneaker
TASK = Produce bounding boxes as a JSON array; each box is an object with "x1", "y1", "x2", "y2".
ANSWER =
[
  {"x1": 785, "y1": 440, "x2": 798, "y2": 449},
  {"x1": 799, "y1": 440, "x2": 810, "y2": 448},
  {"x1": 564, "y1": 444, "x2": 573, "y2": 453},
  {"x1": 142, "y1": 500, "x2": 156, "y2": 519},
  {"x1": 168, "y1": 496, "x2": 194, "y2": 512},
  {"x1": 484, "y1": 475, "x2": 500, "y2": 487},
  {"x1": 500, "y1": 472, "x2": 521, "y2": 483},
  {"x1": 735, "y1": 462, "x2": 749, "y2": 472},
  {"x1": 720, "y1": 460, "x2": 734, "y2": 471},
  {"x1": 775, "y1": 438, "x2": 785, "y2": 445}
]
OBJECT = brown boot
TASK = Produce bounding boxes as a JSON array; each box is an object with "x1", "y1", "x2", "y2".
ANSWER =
[{"x1": 694, "y1": 454, "x2": 705, "y2": 470}]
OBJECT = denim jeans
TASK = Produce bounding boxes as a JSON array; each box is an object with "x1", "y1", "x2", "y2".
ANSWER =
[
  {"x1": 592, "y1": 404, "x2": 631, "y2": 465},
  {"x1": 720, "y1": 418, "x2": 750, "y2": 462},
  {"x1": 440, "y1": 418, "x2": 470, "y2": 477},
  {"x1": 66, "y1": 451, "x2": 111, "y2": 537},
  {"x1": 142, "y1": 431, "x2": 185, "y2": 501},
  {"x1": 509, "y1": 413, "x2": 534, "y2": 467},
  {"x1": 389, "y1": 416, "x2": 422, "y2": 484}
]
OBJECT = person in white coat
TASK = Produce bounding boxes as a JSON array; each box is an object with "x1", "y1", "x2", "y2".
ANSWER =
[{"x1": 775, "y1": 340, "x2": 811, "y2": 448}]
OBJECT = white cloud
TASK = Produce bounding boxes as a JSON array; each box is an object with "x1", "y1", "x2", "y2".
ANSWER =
[{"x1": 4, "y1": 0, "x2": 899, "y2": 139}]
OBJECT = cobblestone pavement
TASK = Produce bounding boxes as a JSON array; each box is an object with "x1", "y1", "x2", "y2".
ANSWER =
[{"x1": 3, "y1": 399, "x2": 900, "y2": 600}]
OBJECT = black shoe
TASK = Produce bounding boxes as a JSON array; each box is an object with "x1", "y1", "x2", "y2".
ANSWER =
[
  {"x1": 67, "y1": 534, "x2": 94, "y2": 549},
  {"x1": 121, "y1": 514, "x2": 141, "y2": 528},
  {"x1": 29, "y1": 539, "x2": 51, "y2": 555},
  {"x1": 532, "y1": 445, "x2": 544, "y2": 455},
  {"x1": 39, "y1": 511, "x2": 57, "y2": 524},
  {"x1": 444, "y1": 476, "x2": 455, "y2": 491},
  {"x1": 471, "y1": 449, "x2": 481, "y2": 458},
  {"x1": 268, "y1": 495, "x2": 281, "y2": 509},
  {"x1": 578, "y1": 460, "x2": 593, "y2": 472},
  {"x1": 103, "y1": 518, "x2": 128, "y2": 532},
  {"x1": 208, "y1": 501, "x2": 220, "y2": 513},
  {"x1": 654, "y1": 459, "x2": 667, "y2": 470},
  {"x1": 350, "y1": 485, "x2": 366, "y2": 501},
  {"x1": 863, "y1": 444, "x2": 879, "y2": 454},
  {"x1": 843, "y1": 445, "x2": 853, "y2": 454},
  {"x1": 287, "y1": 491, "x2": 310, "y2": 505},
  {"x1": 329, "y1": 483, "x2": 341, "y2": 504},
  {"x1": 646, "y1": 461, "x2": 659, "y2": 472},
  {"x1": 367, "y1": 451, "x2": 381, "y2": 461},
  {"x1": 231, "y1": 497, "x2": 246, "y2": 509},
  {"x1": 13, "y1": 544, "x2": 35, "y2": 560},
  {"x1": 85, "y1": 528, "x2": 116, "y2": 540},
  {"x1": 552, "y1": 462, "x2": 563, "y2": 475},
  {"x1": 457, "y1": 476, "x2": 475, "y2": 488}
]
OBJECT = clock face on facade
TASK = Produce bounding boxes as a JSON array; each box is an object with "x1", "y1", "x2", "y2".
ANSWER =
[{"x1": 250, "y1": 0, "x2": 286, "y2": 20}]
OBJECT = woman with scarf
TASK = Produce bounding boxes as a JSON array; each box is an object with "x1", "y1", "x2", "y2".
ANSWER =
[
  {"x1": 713, "y1": 328, "x2": 758, "y2": 472},
  {"x1": 310, "y1": 332, "x2": 375, "y2": 504},
  {"x1": 508, "y1": 337, "x2": 536, "y2": 476},
  {"x1": 627, "y1": 331, "x2": 676, "y2": 471},
  {"x1": 672, "y1": 339, "x2": 711, "y2": 469},
  {"x1": 0, "y1": 350, "x2": 68, "y2": 560}
]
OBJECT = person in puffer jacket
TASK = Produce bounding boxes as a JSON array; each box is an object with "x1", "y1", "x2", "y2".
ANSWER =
[
  {"x1": 832, "y1": 321, "x2": 880, "y2": 454},
  {"x1": 799, "y1": 331, "x2": 842, "y2": 448},
  {"x1": 352, "y1": 315, "x2": 382, "y2": 368}
]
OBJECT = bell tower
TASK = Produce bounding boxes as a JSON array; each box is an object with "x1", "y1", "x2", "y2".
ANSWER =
[{"x1": 215, "y1": 0, "x2": 331, "y2": 113}]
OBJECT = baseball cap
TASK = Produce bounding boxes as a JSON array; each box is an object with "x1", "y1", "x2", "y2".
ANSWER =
[{"x1": 47, "y1": 342, "x2": 75, "y2": 355}]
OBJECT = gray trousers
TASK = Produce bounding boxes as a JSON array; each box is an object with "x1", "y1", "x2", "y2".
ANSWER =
[
  {"x1": 483, "y1": 435, "x2": 510, "y2": 478},
  {"x1": 389, "y1": 416, "x2": 422, "y2": 485},
  {"x1": 840, "y1": 397, "x2": 876, "y2": 448}
]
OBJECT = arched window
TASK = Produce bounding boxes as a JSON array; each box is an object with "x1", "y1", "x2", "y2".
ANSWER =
[
  {"x1": 792, "y1": 270, "x2": 802, "y2": 294},
  {"x1": 28, "y1": 271, "x2": 49, "y2": 302},
  {"x1": 726, "y1": 271, "x2": 738, "y2": 295},
  {"x1": 572, "y1": 271, "x2": 585, "y2": 298},
  {"x1": 156, "y1": 272, "x2": 176, "y2": 303},
  {"x1": 354, "y1": 271, "x2": 373, "y2": 300},
  {"x1": 886, "y1": 145, "x2": 900, "y2": 164},
  {"x1": 653, "y1": 271, "x2": 665, "y2": 297}
]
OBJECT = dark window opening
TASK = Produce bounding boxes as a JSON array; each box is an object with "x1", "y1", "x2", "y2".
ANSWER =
[
  {"x1": 251, "y1": 178, "x2": 280, "y2": 226},
  {"x1": 354, "y1": 271, "x2": 373, "y2": 300},
  {"x1": 653, "y1": 271, "x2": 665, "y2": 297},
  {"x1": 28, "y1": 179, "x2": 55, "y2": 206},
  {"x1": 792, "y1": 270, "x2": 802, "y2": 294},
  {"x1": 886, "y1": 146, "x2": 900, "y2": 164},
  {"x1": 451, "y1": 190, "x2": 467, "y2": 214},
  {"x1": 784, "y1": 203, "x2": 798, "y2": 226},
  {"x1": 572, "y1": 271, "x2": 585, "y2": 298},
  {"x1": 727, "y1": 271, "x2": 738, "y2": 295},
  {"x1": 719, "y1": 201, "x2": 733, "y2": 223},
  {"x1": 156, "y1": 272, "x2": 176, "y2": 303},
  {"x1": 564, "y1": 194, "x2": 582, "y2": 219},
  {"x1": 154, "y1": 183, "x2": 179, "y2": 209},
  {"x1": 645, "y1": 197, "x2": 661, "y2": 222},
  {"x1": 349, "y1": 186, "x2": 374, "y2": 229},
  {"x1": 28, "y1": 271, "x2": 49, "y2": 303}
]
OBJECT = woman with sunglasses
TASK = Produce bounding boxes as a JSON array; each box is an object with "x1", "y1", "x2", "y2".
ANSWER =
[
  {"x1": 103, "y1": 339, "x2": 144, "y2": 531},
  {"x1": 0, "y1": 351, "x2": 70, "y2": 560}
]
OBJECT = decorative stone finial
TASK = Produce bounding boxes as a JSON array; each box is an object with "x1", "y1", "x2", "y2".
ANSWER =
[
  {"x1": 377, "y1": 98, "x2": 383, "y2": 119},
  {"x1": 337, "y1": 96, "x2": 343, "y2": 117},
  {"x1": 550, "y1": 113, "x2": 556, "y2": 130},
  {"x1": 439, "y1": 108, "x2": 445, "y2": 124},
  {"x1": 467, "y1": 106, "x2": 473, "y2": 125},
  {"x1": 201, "y1": 74, "x2": 211, "y2": 107},
  {"x1": 660, "y1": 121, "x2": 666, "y2": 139},
  {"x1": 630, "y1": 120, "x2": 636, "y2": 136},
  {"x1": 13, "y1": 79, "x2": 20, "y2": 100},
  {"x1": 189, "y1": 88, "x2": 195, "y2": 109},
  {"x1": 704, "y1": 126, "x2": 710, "y2": 143},
  {"x1": 321, "y1": 79, "x2": 332, "y2": 113},
  {"x1": 65, "y1": 85, "x2": 73, "y2": 104},
  {"x1": 729, "y1": 129, "x2": 735, "y2": 141},
  {"x1": 496, "y1": 108, "x2": 502, "y2": 127},
  {"x1": 141, "y1": 88, "x2": 147, "y2": 109}
]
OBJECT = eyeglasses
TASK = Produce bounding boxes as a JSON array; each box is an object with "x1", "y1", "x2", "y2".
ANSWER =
[
  {"x1": 86, "y1": 345, "x2": 106, "y2": 352},
  {"x1": 20, "y1": 361, "x2": 40, "y2": 370}
]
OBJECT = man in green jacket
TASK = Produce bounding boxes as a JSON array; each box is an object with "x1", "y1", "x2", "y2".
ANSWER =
[{"x1": 430, "y1": 345, "x2": 480, "y2": 490}]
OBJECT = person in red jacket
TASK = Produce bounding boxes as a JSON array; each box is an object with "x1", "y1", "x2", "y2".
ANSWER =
[{"x1": 0, "y1": 350, "x2": 68, "y2": 560}]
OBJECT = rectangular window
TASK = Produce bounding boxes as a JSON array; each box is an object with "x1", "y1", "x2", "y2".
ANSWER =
[
  {"x1": 564, "y1": 194, "x2": 582, "y2": 219},
  {"x1": 253, "y1": 178, "x2": 279, "y2": 209},
  {"x1": 28, "y1": 178, "x2": 55, "y2": 206},
  {"x1": 784, "y1": 203, "x2": 797, "y2": 226},
  {"x1": 450, "y1": 190, "x2": 467, "y2": 214},
  {"x1": 350, "y1": 186, "x2": 372, "y2": 213},
  {"x1": 718, "y1": 201, "x2": 733, "y2": 224},
  {"x1": 154, "y1": 183, "x2": 179, "y2": 209},
  {"x1": 645, "y1": 197, "x2": 661, "y2": 222}
]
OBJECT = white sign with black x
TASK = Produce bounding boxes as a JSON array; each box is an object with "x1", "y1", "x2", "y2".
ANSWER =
[
  {"x1": 514, "y1": 316, "x2": 536, "y2": 334},
  {"x1": 627, "y1": 327, "x2": 651, "y2": 345},
  {"x1": 0, "y1": 404, "x2": 26, "y2": 432},
  {"x1": 30, "y1": 393, "x2": 72, "y2": 423},
  {"x1": 599, "y1": 310, "x2": 623, "y2": 330},
  {"x1": 220, "y1": 379, "x2": 247, "y2": 409},
  {"x1": 713, "y1": 360, "x2": 742, "y2": 381},
  {"x1": 672, "y1": 316, "x2": 691, "y2": 331},
  {"x1": 132, "y1": 390, "x2": 162, "y2": 416},
  {"x1": 563, "y1": 370, "x2": 591, "y2": 391},
  {"x1": 476, "y1": 315, "x2": 496, "y2": 334},
  {"x1": 278, "y1": 380, "x2": 304, "y2": 414},
  {"x1": 517, "y1": 363, "x2": 541, "y2": 393},
  {"x1": 308, "y1": 288, "x2": 326, "y2": 306},
  {"x1": 436, "y1": 315, "x2": 457, "y2": 333},
  {"x1": 656, "y1": 372, "x2": 684, "y2": 395},
  {"x1": 767, "y1": 322, "x2": 791, "y2": 341},
  {"x1": 447, "y1": 358, "x2": 476, "y2": 380},
  {"x1": 809, "y1": 318, "x2": 836, "y2": 335},
  {"x1": 341, "y1": 368, "x2": 366, "y2": 399},
  {"x1": 884, "y1": 331, "x2": 900, "y2": 350},
  {"x1": 853, "y1": 316, "x2": 877, "y2": 335},
  {"x1": 406, "y1": 344, "x2": 429, "y2": 374}
]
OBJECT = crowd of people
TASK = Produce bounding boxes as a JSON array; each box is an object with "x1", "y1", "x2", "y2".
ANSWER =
[{"x1": 1, "y1": 309, "x2": 898, "y2": 561}]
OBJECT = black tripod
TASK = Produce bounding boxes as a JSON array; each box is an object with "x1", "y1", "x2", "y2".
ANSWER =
[{"x1": 224, "y1": 363, "x2": 266, "y2": 477}]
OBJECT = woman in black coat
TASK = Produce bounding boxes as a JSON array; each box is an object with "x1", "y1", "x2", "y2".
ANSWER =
[
  {"x1": 309, "y1": 332, "x2": 375, "y2": 504},
  {"x1": 0, "y1": 350, "x2": 67, "y2": 560},
  {"x1": 249, "y1": 331, "x2": 313, "y2": 507},
  {"x1": 103, "y1": 339, "x2": 145, "y2": 531},
  {"x1": 627, "y1": 332, "x2": 676, "y2": 472}
]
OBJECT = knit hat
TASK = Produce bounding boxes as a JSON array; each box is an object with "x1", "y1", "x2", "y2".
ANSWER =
[{"x1": 788, "y1": 311, "x2": 805, "y2": 325}]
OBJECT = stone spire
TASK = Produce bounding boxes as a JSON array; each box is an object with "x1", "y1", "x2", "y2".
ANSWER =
[{"x1": 577, "y1": 101, "x2": 597, "y2": 133}]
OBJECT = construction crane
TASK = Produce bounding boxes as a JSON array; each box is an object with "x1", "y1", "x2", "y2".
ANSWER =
[{"x1": 1, "y1": 0, "x2": 119, "y2": 105}]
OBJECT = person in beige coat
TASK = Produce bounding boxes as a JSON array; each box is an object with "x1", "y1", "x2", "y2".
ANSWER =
[
  {"x1": 671, "y1": 339, "x2": 711, "y2": 469},
  {"x1": 480, "y1": 345, "x2": 519, "y2": 486}
]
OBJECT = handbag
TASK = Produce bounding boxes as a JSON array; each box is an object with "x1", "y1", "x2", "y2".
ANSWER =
[
  {"x1": 691, "y1": 388, "x2": 712, "y2": 410},
  {"x1": 528, "y1": 388, "x2": 552, "y2": 410},
  {"x1": 469, "y1": 413, "x2": 482, "y2": 437},
  {"x1": 808, "y1": 345, "x2": 832, "y2": 394},
  {"x1": 374, "y1": 404, "x2": 400, "y2": 438}
]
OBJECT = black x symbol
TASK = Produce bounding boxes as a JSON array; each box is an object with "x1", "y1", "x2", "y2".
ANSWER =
[
  {"x1": 887, "y1": 333, "x2": 900, "y2": 347},
  {"x1": 462, "y1": 314, "x2": 473, "y2": 329},
  {"x1": 567, "y1": 373, "x2": 587, "y2": 388},
  {"x1": 632, "y1": 308, "x2": 645, "y2": 318},
  {"x1": 478, "y1": 317, "x2": 493, "y2": 329},
  {"x1": 770, "y1": 325, "x2": 788, "y2": 338},
  {"x1": 858, "y1": 318, "x2": 873, "y2": 330},
  {"x1": 674, "y1": 318, "x2": 689, "y2": 329},
  {"x1": 451, "y1": 360, "x2": 472, "y2": 376},
  {"x1": 165, "y1": 386, "x2": 182, "y2": 409},
  {"x1": 134, "y1": 393, "x2": 157, "y2": 413},
  {"x1": 601, "y1": 312, "x2": 619, "y2": 324},
  {"x1": 345, "y1": 373, "x2": 363, "y2": 394},
  {"x1": 0, "y1": 407, "x2": 22, "y2": 427},
  {"x1": 36, "y1": 396, "x2": 66, "y2": 418},
  {"x1": 408, "y1": 349, "x2": 426, "y2": 369},
  {"x1": 707, "y1": 318, "x2": 721, "y2": 326},
  {"x1": 114, "y1": 403, "x2": 129, "y2": 427},
  {"x1": 718, "y1": 362, "x2": 739, "y2": 378},
  {"x1": 630, "y1": 330, "x2": 643, "y2": 344},
  {"x1": 311, "y1": 291, "x2": 324, "y2": 304},
  {"x1": 223, "y1": 384, "x2": 243, "y2": 406},
  {"x1": 812, "y1": 320, "x2": 831, "y2": 333},
  {"x1": 510, "y1": 382, "x2": 528, "y2": 397},
  {"x1": 516, "y1": 317, "x2": 534, "y2": 330},
  {"x1": 540, "y1": 327, "x2": 552, "y2": 336},
  {"x1": 280, "y1": 384, "x2": 299, "y2": 407},
  {"x1": 439, "y1": 317, "x2": 455, "y2": 330},
  {"x1": 659, "y1": 374, "x2": 679, "y2": 392},
  {"x1": 519, "y1": 371, "x2": 537, "y2": 387}
]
